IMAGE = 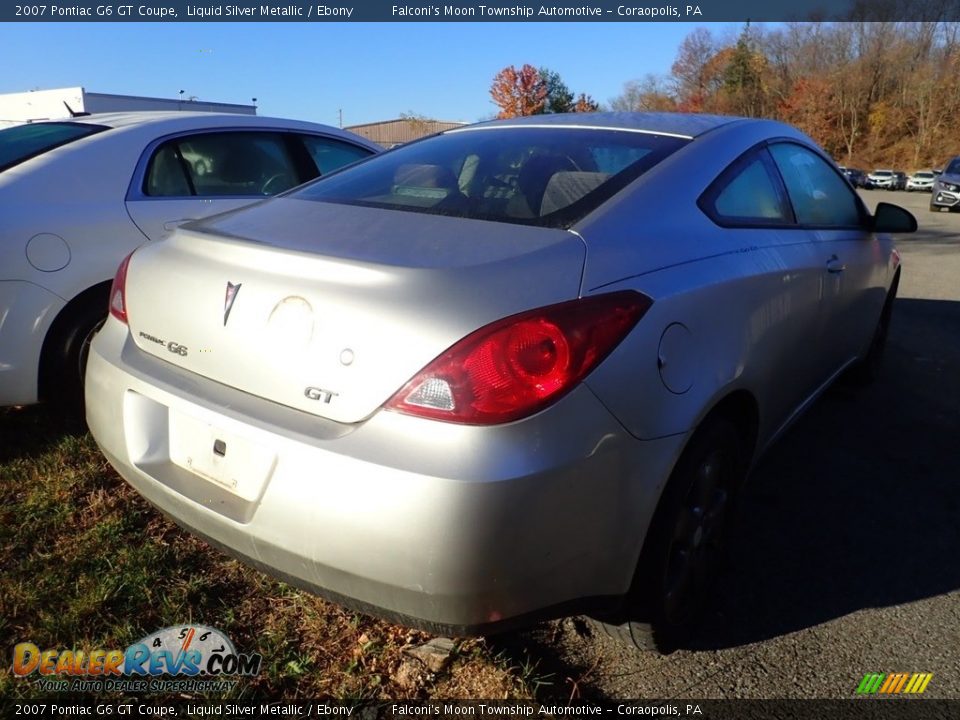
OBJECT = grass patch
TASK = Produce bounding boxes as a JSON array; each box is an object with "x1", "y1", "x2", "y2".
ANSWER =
[{"x1": 0, "y1": 406, "x2": 535, "y2": 700}]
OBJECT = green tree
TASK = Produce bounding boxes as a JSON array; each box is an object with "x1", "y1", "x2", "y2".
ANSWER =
[
  {"x1": 722, "y1": 22, "x2": 769, "y2": 117},
  {"x1": 538, "y1": 67, "x2": 574, "y2": 113}
]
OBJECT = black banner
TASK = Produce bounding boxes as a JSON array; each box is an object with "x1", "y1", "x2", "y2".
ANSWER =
[
  {"x1": 2, "y1": 700, "x2": 959, "y2": 720},
  {"x1": 3, "y1": 0, "x2": 959, "y2": 23}
]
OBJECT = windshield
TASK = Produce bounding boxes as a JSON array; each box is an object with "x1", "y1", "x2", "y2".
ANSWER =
[
  {"x1": 914, "y1": 172, "x2": 934, "y2": 178},
  {"x1": 872, "y1": 170, "x2": 893, "y2": 176},
  {"x1": 945, "y1": 158, "x2": 960, "y2": 175},
  {"x1": 291, "y1": 126, "x2": 688, "y2": 227},
  {"x1": 0, "y1": 121, "x2": 108, "y2": 173}
]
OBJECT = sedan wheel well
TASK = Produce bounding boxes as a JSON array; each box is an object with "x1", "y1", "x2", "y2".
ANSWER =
[{"x1": 38, "y1": 280, "x2": 112, "y2": 402}]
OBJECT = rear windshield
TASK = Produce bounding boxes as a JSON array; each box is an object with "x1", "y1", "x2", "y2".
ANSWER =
[
  {"x1": 291, "y1": 127, "x2": 688, "y2": 227},
  {"x1": 0, "y1": 122, "x2": 108, "y2": 173}
]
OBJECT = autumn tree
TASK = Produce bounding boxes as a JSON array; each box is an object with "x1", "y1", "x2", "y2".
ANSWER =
[
  {"x1": 671, "y1": 27, "x2": 719, "y2": 111},
  {"x1": 610, "y1": 75, "x2": 677, "y2": 112},
  {"x1": 573, "y1": 93, "x2": 600, "y2": 113},
  {"x1": 490, "y1": 64, "x2": 547, "y2": 119},
  {"x1": 777, "y1": 77, "x2": 843, "y2": 155},
  {"x1": 580, "y1": 20, "x2": 960, "y2": 167}
]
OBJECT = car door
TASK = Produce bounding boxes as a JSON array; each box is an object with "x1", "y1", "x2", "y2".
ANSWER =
[
  {"x1": 699, "y1": 145, "x2": 832, "y2": 426},
  {"x1": 125, "y1": 130, "x2": 374, "y2": 243},
  {"x1": 768, "y1": 142, "x2": 879, "y2": 377}
]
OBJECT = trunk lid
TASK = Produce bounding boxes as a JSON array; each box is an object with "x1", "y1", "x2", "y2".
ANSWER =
[{"x1": 124, "y1": 198, "x2": 586, "y2": 423}]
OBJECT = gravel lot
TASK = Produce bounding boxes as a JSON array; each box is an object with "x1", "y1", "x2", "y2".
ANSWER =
[{"x1": 502, "y1": 189, "x2": 960, "y2": 700}]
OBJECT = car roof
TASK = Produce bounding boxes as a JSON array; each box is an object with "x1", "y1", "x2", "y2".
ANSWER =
[
  {"x1": 448, "y1": 112, "x2": 748, "y2": 140},
  {"x1": 65, "y1": 111, "x2": 326, "y2": 131},
  {"x1": 46, "y1": 111, "x2": 381, "y2": 151}
]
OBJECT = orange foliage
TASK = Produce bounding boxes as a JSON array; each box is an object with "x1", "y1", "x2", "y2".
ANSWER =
[
  {"x1": 490, "y1": 64, "x2": 547, "y2": 119},
  {"x1": 573, "y1": 93, "x2": 599, "y2": 113}
]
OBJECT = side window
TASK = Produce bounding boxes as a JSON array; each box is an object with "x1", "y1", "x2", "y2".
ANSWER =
[
  {"x1": 144, "y1": 143, "x2": 191, "y2": 197},
  {"x1": 299, "y1": 135, "x2": 373, "y2": 175},
  {"x1": 144, "y1": 132, "x2": 299, "y2": 197},
  {"x1": 769, "y1": 143, "x2": 862, "y2": 227},
  {"x1": 708, "y1": 151, "x2": 791, "y2": 225}
]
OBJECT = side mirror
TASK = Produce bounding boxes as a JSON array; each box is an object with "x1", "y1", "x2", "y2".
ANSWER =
[{"x1": 872, "y1": 202, "x2": 917, "y2": 233}]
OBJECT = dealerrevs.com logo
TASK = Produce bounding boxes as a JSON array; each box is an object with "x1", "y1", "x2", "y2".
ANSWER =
[{"x1": 13, "y1": 625, "x2": 262, "y2": 693}]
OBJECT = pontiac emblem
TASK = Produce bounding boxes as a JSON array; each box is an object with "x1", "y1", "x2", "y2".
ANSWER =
[{"x1": 223, "y1": 282, "x2": 242, "y2": 326}]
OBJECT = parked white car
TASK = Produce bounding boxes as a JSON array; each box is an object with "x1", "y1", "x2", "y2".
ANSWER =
[
  {"x1": 0, "y1": 112, "x2": 378, "y2": 411},
  {"x1": 866, "y1": 169, "x2": 895, "y2": 189},
  {"x1": 906, "y1": 171, "x2": 935, "y2": 192}
]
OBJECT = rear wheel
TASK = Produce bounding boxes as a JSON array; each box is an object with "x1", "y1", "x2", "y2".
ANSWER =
[
  {"x1": 41, "y1": 296, "x2": 108, "y2": 420},
  {"x1": 593, "y1": 417, "x2": 746, "y2": 652}
]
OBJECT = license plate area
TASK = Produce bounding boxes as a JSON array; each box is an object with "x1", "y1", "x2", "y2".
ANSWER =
[{"x1": 168, "y1": 410, "x2": 276, "y2": 502}]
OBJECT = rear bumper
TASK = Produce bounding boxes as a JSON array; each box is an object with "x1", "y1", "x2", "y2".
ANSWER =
[
  {"x1": 0, "y1": 280, "x2": 65, "y2": 407},
  {"x1": 86, "y1": 318, "x2": 686, "y2": 632}
]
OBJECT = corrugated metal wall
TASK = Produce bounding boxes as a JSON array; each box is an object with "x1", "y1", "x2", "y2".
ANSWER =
[{"x1": 345, "y1": 119, "x2": 466, "y2": 147}]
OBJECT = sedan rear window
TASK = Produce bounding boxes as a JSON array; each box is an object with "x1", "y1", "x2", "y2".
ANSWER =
[
  {"x1": 0, "y1": 122, "x2": 108, "y2": 173},
  {"x1": 291, "y1": 127, "x2": 688, "y2": 227}
]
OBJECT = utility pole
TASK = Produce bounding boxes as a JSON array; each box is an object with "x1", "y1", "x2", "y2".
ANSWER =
[{"x1": 338, "y1": 108, "x2": 343, "y2": 128}]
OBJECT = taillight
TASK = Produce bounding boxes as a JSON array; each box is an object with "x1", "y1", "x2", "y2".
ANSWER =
[
  {"x1": 385, "y1": 291, "x2": 652, "y2": 425},
  {"x1": 109, "y1": 252, "x2": 133, "y2": 324}
]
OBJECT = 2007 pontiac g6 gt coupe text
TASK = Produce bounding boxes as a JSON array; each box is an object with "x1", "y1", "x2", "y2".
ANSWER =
[{"x1": 86, "y1": 113, "x2": 915, "y2": 651}]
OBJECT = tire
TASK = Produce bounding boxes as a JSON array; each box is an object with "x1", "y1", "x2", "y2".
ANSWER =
[
  {"x1": 41, "y1": 297, "x2": 108, "y2": 419},
  {"x1": 592, "y1": 417, "x2": 747, "y2": 653}
]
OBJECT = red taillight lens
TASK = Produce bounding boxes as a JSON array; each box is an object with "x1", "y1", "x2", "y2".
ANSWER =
[
  {"x1": 385, "y1": 291, "x2": 652, "y2": 425},
  {"x1": 109, "y1": 252, "x2": 133, "y2": 325}
]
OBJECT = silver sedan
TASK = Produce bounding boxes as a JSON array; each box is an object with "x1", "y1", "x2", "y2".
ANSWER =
[{"x1": 86, "y1": 113, "x2": 914, "y2": 652}]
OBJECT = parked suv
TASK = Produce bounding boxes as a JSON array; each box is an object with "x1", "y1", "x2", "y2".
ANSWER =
[
  {"x1": 867, "y1": 169, "x2": 896, "y2": 189},
  {"x1": 931, "y1": 157, "x2": 960, "y2": 211},
  {"x1": 906, "y1": 171, "x2": 935, "y2": 192}
]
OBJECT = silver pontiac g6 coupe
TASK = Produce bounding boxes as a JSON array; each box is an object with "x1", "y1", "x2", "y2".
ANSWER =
[{"x1": 86, "y1": 113, "x2": 915, "y2": 652}]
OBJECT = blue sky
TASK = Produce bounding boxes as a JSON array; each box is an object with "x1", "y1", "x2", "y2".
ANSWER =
[{"x1": 1, "y1": 22, "x2": 743, "y2": 126}]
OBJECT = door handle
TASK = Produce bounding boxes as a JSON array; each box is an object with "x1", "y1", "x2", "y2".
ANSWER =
[{"x1": 826, "y1": 256, "x2": 846, "y2": 274}]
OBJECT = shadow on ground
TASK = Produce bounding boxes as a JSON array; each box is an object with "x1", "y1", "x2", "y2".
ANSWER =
[
  {"x1": 0, "y1": 404, "x2": 87, "y2": 464},
  {"x1": 685, "y1": 296, "x2": 960, "y2": 650},
  {"x1": 492, "y1": 297, "x2": 960, "y2": 693}
]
